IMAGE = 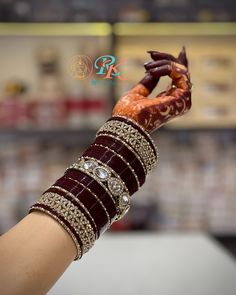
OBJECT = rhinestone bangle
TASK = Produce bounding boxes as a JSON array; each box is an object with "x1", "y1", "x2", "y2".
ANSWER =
[
  {"x1": 93, "y1": 143, "x2": 140, "y2": 189},
  {"x1": 67, "y1": 157, "x2": 131, "y2": 220},
  {"x1": 64, "y1": 169, "x2": 117, "y2": 222},
  {"x1": 83, "y1": 144, "x2": 140, "y2": 194},
  {"x1": 62, "y1": 176, "x2": 112, "y2": 228}
]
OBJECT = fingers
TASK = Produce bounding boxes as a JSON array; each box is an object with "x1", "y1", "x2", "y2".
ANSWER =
[
  {"x1": 147, "y1": 47, "x2": 188, "y2": 68},
  {"x1": 146, "y1": 60, "x2": 191, "y2": 91},
  {"x1": 129, "y1": 73, "x2": 160, "y2": 97},
  {"x1": 129, "y1": 48, "x2": 189, "y2": 97},
  {"x1": 144, "y1": 59, "x2": 171, "y2": 71},
  {"x1": 177, "y1": 46, "x2": 188, "y2": 68},
  {"x1": 147, "y1": 50, "x2": 178, "y2": 63}
]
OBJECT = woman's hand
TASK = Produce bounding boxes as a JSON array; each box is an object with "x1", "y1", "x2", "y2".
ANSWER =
[{"x1": 112, "y1": 47, "x2": 192, "y2": 133}]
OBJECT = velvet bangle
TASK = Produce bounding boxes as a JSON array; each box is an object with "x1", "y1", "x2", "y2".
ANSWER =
[
  {"x1": 64, "y1": 169, "x2": 117, "y2": 222},
  {"x1": 94, "y1": 135, "x2": 146, "y2": 185},
  {"x1": 83, "y1": 144, "x2": 139, "y2": 194},
  {"x1": 50, "y1": 177, "x2": 109, "y2": 235}
]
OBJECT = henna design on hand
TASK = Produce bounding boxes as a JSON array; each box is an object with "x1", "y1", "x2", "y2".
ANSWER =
[{"x1": 112, "y1": 47, "x2": 192, "y2": 133}]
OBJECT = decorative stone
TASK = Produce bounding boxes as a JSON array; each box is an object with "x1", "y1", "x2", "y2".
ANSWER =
[
  {"x1": 108, "y1": 177, "x2": 124, "y2": 195},
  {"x1": 120, "y1": 193, "x2": 130, "y2": 207},
  {"x1": 94, "y1": 166, "x2": 110, "y2": 181},
  {"x1": 83, "y1": 160, "x2": 97, "y2": 171}
]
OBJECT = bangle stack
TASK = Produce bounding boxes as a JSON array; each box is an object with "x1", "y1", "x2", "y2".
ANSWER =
[{"x1": 29, "y1": 116, "x2": 158, "y2": 260}]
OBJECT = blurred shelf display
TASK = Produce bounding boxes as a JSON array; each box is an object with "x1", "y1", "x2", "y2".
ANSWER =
[
  {"x1": 0, "y1": 23, "x2": 113, "y2": 131},
  {"x1": 114, "y1": 130, "x2": 236, "y2": 235},
  {"x1": 114, "y1": 22, "x2": 236, "y2": 128},
  {"x1": 0, "y1": 22, "x2": 236, "y2": 237},
  {"x1": 0, "y1": 130, "x2": 235, "y2": 235},
  {"x1": 0, "y1": 0, "x2": 235, "y2": 23}
]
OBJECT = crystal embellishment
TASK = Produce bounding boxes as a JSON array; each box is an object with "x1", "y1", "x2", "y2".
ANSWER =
[
  {"x1": 94, "y1": 166, "x2": 110, "y2": 181},
  {"x1": 83, "y1": 160, "x2": 97, "y2": 171},
  {"x1": 107, "y1": 177, "x2": 124, "y2": 195},
  {"x1": 74, "y1": 156, "x2": 131, "y2": 220},
  {"x1": 120, "y1": 193, "x2": 130, "y2": 207}
]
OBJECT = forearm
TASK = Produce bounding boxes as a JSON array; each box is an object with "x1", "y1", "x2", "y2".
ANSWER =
[
  {"x1": 0, "y1": 212, "x2": 76, "y2": 295},
  {"x1": 0, "y1": 116, "x2": 158, "y2": 295}
]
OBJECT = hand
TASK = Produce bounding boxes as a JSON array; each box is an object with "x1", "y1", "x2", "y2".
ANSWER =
[{"x1": 112, "y1": 47, "x2": 192, "y2": 133}]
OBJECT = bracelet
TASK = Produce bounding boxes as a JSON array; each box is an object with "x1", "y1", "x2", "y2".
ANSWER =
[
  {"x1": 29, "y1": 204, "x2": 83, "y2": 260},
  {"x1": 109, "y1": 115, "x2": 158, "y2": 157},
  {"x1": 38, "y1": 193, "x2": 96, "y2": 254},
  {"x1": 94, "y1": 135, "x2": 146, "y2": 185},
  {"x1": 30, "y1": 192, "x2": 96, "y2": 259},
  {"x1": 97, "y1": 119, "x2": 158, "y2": 173},
  {"x1": 64, "y1": 169, "x2": 117, "y2": 222},
  {"x1": 49, "y1": 184, "x2": 99, "y2": 236},
  {"x1": 65, "y1": 176, "x2": 112, "y2": 228},
  {"x1": 68, "y1": 157, "x2": 131, "y2": 220},
  {"x1": 93, "y1": 143, "x2": 140, "y2": 189},
  {"x1": 29, "y1": 115, "x2": 159, "y2": 261},
  {"x1": 48, "y1": 181, "x2": 109, "y2": 236},
  {"x1": 96, "y1": 133, "x2": 147, "y2": 175},
  {"x1": 83, "y1": 144, "x2": 140, "y2": 194}
]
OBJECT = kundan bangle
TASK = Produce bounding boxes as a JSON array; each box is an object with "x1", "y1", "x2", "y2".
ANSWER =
[
  {"x1": 29, "y1": 116, "x2": 158, "y2": 260},
  {"x1": 68, "y1": 157, "x2": 131, "y2": 220}
]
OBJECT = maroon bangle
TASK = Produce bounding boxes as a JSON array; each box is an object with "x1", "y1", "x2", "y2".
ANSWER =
[
  {"x1": 83, "y1": 144, "x2": 139, "y2": 194},
  {"x1": 51, "y1": 177, "x2": 109, "y2": 235},
  {"x1": 64, "y1": 169, "x2": 117, "y2": 222},
  {"x1": 108, "y1": 116, "x2": 157, "y2": 158},
  {"x1": 94, "y1": 135, "x2": 146, "y2": 186},
  {"x1": 44, "y1": 185, "x2": 98, "y2": 236},
  {"x1": 29, "y1": 203, "x2": 84, "y2": 256}
]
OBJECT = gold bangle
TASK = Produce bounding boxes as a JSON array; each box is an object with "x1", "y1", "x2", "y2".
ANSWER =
[
  {"x1": 93, "y1": 143, "x2": 140, "y2": 189},
  {"x1": 112, "y1": 115, "x2": 159, "y2": 153},
  {"x1": 97, "y1": 120, "x2": 157, "y2": 173},
  {"x1": 29, "y1": 205, "x2": 82, "y2": 260},
  {"x1": 37, "y1": 192, "x2": 96, "y2": 254},
  {"x1": 50, "y1": 185, "x2": 99, "y2": 237}
]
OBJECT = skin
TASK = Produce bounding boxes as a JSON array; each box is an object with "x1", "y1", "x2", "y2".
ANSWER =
[
  {"x1": 0, "y1": 48, "x2": 192, "y2": 295},
  {"x1": 112, "y1": 47, "x2": 192, "y2": 132}
]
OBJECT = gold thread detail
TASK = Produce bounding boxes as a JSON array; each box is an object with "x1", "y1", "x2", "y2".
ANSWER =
[
  {"x1": 65, "y1": 176, "x2": 112, "y2": 228},
  {"x1": 97, "y1": 120, "x2": 157, "y2": 173},
  {"x1": 92, "y1": 143, "x2": 140, "y2": 189},
  {"x1": 96, "y1": 133, "x2": 147, "y2": 174},
  {"x1": 37, "y1": 192, "x2": 96, "y2": 254},
  {"x1": 29, "y1": 205, "x2": 82, "y2": 260},
  {"x1": 50, "y1": 185, "x2": 99, "y2": 237}
]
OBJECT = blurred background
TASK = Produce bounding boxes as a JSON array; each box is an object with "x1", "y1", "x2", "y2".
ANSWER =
[{"x1": 0, "y1": 0, "x2": 236, "y2": 258}]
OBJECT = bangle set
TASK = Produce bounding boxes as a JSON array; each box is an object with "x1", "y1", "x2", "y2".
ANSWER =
[{"x1": 29, "y1": 116, "x2": 158, "y2": 260}]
